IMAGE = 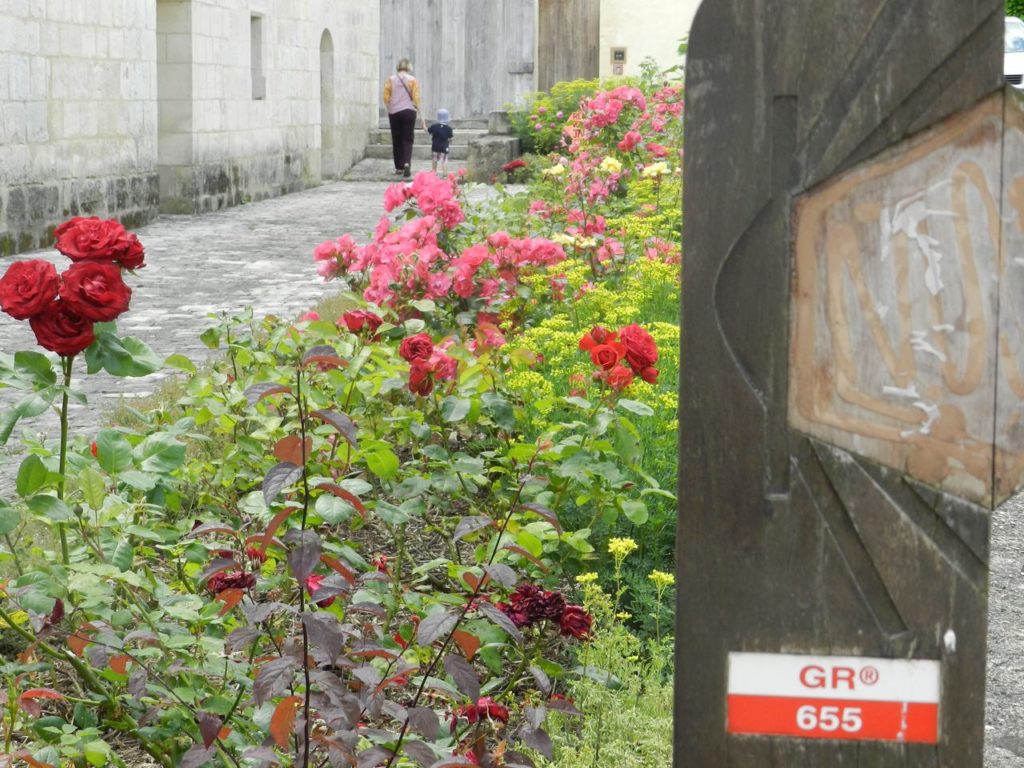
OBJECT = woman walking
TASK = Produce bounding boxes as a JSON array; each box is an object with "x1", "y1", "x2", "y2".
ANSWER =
[{"x1": 382, "y1": 58, "x2": 425, "y2": 177}]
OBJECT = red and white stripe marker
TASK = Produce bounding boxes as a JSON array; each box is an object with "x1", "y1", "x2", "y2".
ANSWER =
[{"x1": 726, "y1": 652, "x2": 941, "y2": 743}]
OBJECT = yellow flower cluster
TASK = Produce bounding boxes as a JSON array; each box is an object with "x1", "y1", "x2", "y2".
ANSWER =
[
  {"x1": 608, "y1": 536, "x2": 638, "y2": 559},
  {"x1": 641, "y1": 161, "x2": 671, "y2": 178},
  {"x1": 575, "y1": 572, "x2": 599, "y2": 584},
  {"x1": 504, "y1": 369, "x2": 555, "y2": 413},
  {"x1": 599, "y1": 156, "x2": 623, "y2": 174},
  {"x1": 648, "y1": 570, "x2": 675, "y2": 589},
  {"x1": 541, "y1": 163, "x2": 566, "y2": 177}
]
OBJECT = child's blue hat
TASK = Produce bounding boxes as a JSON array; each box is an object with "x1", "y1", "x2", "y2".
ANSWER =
[{"x1": 437, "y1": 108, "x2": 449, "y2": 123}]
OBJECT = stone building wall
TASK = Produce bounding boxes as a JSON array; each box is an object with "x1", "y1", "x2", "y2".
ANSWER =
[
  {"x1": 598, "y1": 0, "x2": 698, "y2": 78},
  {"x1": 0, "y1": 0, "x2": 379, "y2": 253},
  {"x1": 160, "y1": 0, "x2": 378, "y2": 213},
  {"x1": 0, "y1": 1, "x2": 159, "y2": 255}
]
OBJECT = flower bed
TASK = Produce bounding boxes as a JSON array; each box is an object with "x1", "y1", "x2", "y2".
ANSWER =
[{"x1": 0, "y1": 71, "x2": 682, "y2": 767}]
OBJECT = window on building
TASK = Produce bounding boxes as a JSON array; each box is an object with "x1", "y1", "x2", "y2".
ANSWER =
[{"x1": 251, "y1": 15, "x2": 265, "y2": 99}]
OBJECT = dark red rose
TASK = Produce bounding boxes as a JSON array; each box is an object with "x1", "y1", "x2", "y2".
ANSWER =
[
  {"x1": 408, "y1": 357, "x2": 434, "y2": 396},
  {"x1": 559, "y1": 604, "x2": 593, "y2": 639},
  {"x1": 501, "y1": 584, "x2": 566, "y2": 627},
  {"x1": 607, "y1": 364, "x2": 634, "y2": 390},
  {"x1": 455, "y1": 696, "x2": 510, "y2": 726},
  {"x1": 120, "y1": 233, "x2": 146, "y2": 270},
  {"x1": 0, "y1": 260, "x2": 59, "y2": 320},
  {"x1": 54, "y1": 217, "x2": 128, "y2": 261},
  {"x1": 578, "y1": 325, "x2": 615, "y2": 352},
  {"x1": 245, "y1": 545, "x2": 268, "y2": 563},
  {"x1": 589, "y1": 343, "x2": 623, "y2": 371},
  {"x1": 639, "y1": 366, "x2": 659, "y2": 384},
  {"x1": 207, "y1": 570, "x2": 256, "y2": 595},
  {"x1": 431, "y1": 353, "x2": 458, "y2": 381},
  {"x1": 59, "y1": 261, "x2": 132, "y2": 321},
  {"x1": 341, "y1": 309, "x2": 383, "y2": 334},
  {"x1": 618, "y1": 324, "x2": 658, "y2": 373},
  {"x1": 28, "y1": 300, "x2": 95, "y2": 356},
  {"x1": 399, "y1": 332, "x2": 434, "y2": 361},
  {"x1": 306, "y1": 574, "x2": 336, "y2": 608}
]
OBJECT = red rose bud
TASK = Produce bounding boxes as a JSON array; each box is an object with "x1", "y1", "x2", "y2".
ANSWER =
[
  {"x1": 374, "y1": 555, "x2": 389, "y2": 573},
  {"x1": 0, "y1": 260, "x2": 60, "y2": 320},
  {"x1": 607, "y1": 364, "x2": 634, "y2": 390},
  {"x1": 454, "y1": 696, "x2": 510, "y2": 726},
  {"x1": 245, "y1": 545, "x2": 268, "y2": 563},
  {"x1": 90, "y1": 441, "x2": 98, "y2": 458},
  {"x1": 28, "y1": 300, "x2": 95, "y2": 357},
  {"x1": 59, "y1": 261, "x2": 132, "y2": 321},
  {"x1": 399, "y1": 332, "x2": 434, "y2": 361},
  {"x1": 305, "y1": 574, "x2": 335, "y2": 608},
  {"x1": 639, "y1": 366, "x2": 659, "y2": 384}
]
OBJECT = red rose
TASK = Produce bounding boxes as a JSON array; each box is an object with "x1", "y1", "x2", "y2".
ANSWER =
[
  {"x1": 207, "y1": 570, "x2": 256, "y2": 595},
  {"x1": 589, "y1": 343, "x2": 623, "y2": 371},
  {"x1": 399, "y1": 332, "x2": 434, "y2": 361},
  {"x1": 559, "y1": 604, "x2": 593, "y2": 640},
  {"x1": 28, "y1": 300, "x2": 95, "y2": 357},
  {"x1": 578, "y1": 325, "x2": 615, "y2": 352},
  {"x1": 54, "y1": 217, "x2": 128, "y2": 261},
  {"x1": 618, "y1": 324, "x2": 658, "y2": 373},
  {"x1": 245, "y1": 545, "x2": 268, "y2": 563},
  {"x1": 431, "y1": 353, "x2": 458, "y2": 381},
  {"x1": 305, "y1": 574, "x2": 336, "y2": 608},
  {"x1": 408, "y1": 357, "x2": 434, "y2": 396},
  {"x1": 341, "y1": 309, "x2": 383, "y2": 334},
  {"x1": 119, "y1": 233, "x2": 146, "y2": 270},
  {"x1": 455, "y1": 696, "x2": 510, "y2": 726},
  {"x1": 607, "y1": 364, "x2": 634, "y2": 390},
  {"x1": 0, "y1": 260, "x2": 59, "y2": 320},
  {"x1": 639, "y1": 366, "x2": 659, "y2": 384},
  {"x1": 59, "y1": 261, "x2": 132, "y2": 321}
]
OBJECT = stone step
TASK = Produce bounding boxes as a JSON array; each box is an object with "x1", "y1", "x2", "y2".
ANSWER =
[
  {"x1": 377, "y1": 116, "x2": 489, "y2": 130},
  {"x1": 367, "y1": 127, "x2": 488, "y2": 146},
  {"x1": 364, "y1": 143, "x2": 469, "y2": 161}
]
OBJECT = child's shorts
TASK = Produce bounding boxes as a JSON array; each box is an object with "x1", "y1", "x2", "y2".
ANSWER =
[{"x1": 432, "y1": 151, "x2": 449, "y2": 163}]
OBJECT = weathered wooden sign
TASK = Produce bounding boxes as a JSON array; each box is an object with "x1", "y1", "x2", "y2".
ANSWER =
[{"x1": 678, "y1": 1, "x2": 1013, "y2": 765}]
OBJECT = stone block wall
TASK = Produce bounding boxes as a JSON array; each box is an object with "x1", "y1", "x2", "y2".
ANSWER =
[
  {"x1": 0, "y1": 0, "x2": 159, "y2": 255},
  {"x1": 159, "y1": 0, "x2": 378, "y2": 213}
]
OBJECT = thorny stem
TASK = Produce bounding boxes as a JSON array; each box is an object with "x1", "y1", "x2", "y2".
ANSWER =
[
  {"x1": 56, "y1": 354, "x2": 73, "y2": 565},
  {"x1": 383, "y1": 453, "x2": 539, "y2": 768}
]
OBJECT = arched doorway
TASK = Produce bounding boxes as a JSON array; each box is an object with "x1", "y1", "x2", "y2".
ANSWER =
[{"x1": 320, "y1": 29, "x2": 336, "y2": 179}]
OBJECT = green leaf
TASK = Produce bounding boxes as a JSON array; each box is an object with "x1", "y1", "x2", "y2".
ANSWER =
[
  {"x1": 77, "y1": 467, "x2": 106, "y2": 511},
  {"x1": 96, "y1": 429, "x2": 134, "y2": 474},
  {"x1": 0, "y1": 407, "x2": 20, "y2": 446},
  {"x1": 619, "y1": 498, "x2": 649, "y2": 525},
  {"x1": 315, "y1": 494, "x2": 355, "y2": 524},
  {"x1": 516, "y1": 529, "x2": 543, "y2": 558},
  {"x1": 0, "y1": 500, "x2": 20, "y2": 536},
  {"x1": 374, "y1": 500, "x2": 410, "y2": 525},
  {"x1": 85, "y1": 331, "x2": 162, "y2": 377},
  {"x1": 135, "y1": 433, "x2": 186, "y2": 474},
  {"x1": 83, "y1": 739, "x2": 110, "y2": 767},
  {"x1": 613, "y1": 417, "x2": 643, "y2": 466},
  {"x1": 16, "y1": 455, "x2": 49, "y2": 497},
  {"x1": 409, "y1": 299, "x2": 436, "y2": 313},
  {"x1": 617, "y1": 399, "x2": 654, "y2": 417},
  {"x1": 119, "y1": 471, "x2": 159, "y2": 491},
  {"x1": 111, "y1": 542, "x2": 134, "y2": 572},
  {"x1": 200, "y1": 327, "x2": 221, "y2": 349},
  {"x1": 481, "y1": 392, "x2": 516, "y2": 429},
  {"x1": 26, "y1": 494, "x2": 72, "y2": 522},
  {"x1": 440, "y1": 396, "x2": 471, "y2": 423},
  {"x1": 563, "y1": 396, "x2": 592, "y2": 410},
  {"x1": 365, "y1": 448, "x2": 399, "y2": 480},
  {"x1": 164, "y1": 354, "x2": 196, "y2": 373},
  {"x1": 14, "y1": 350, "x2": 56, "y2": 385}
]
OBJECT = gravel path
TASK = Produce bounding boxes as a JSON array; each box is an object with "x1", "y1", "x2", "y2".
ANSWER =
[{"x1": 0, "y1": 157, "x2": 1020, "y2": 765}]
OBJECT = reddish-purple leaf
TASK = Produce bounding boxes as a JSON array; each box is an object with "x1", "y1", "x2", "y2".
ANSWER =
[
  {"x1": 263, "y1": 462, "x2": 302, "y2": 506},
  {"x1": 253, "y1": 656, "x2": 298, "y2": 706},
  {"x1": 187, "y1": 522, "x2": 239, "y2": 538},
  {"x1": 197, "y1": 712, "x2": 222, "y2": 749},
  {"x1": 179, "y1": 744, "x2": 216, "y2": 768},
  {"x1": 273, "y1": 435, "x2": 311, "y2": 465},
  {"x1": 402, "y1": 739, "x2": 439, "y2": 768},
  {"x1": 244, "y1": 382, "x2": 293, "y2": 406},
  {"x1": 416, "y1": 610, "x2": 458, "y2": 647},
  {"x1": 501, "y1": 544, "x2": 549, "y2": 572},
  {"x1": 316, "y1": 482, "x2": 367, "y2": 518},
  {"x1": 406, "y1": 708, "x2": 441, "y2": 740},
  {"x1": 197, "y1": 557, "x2": 237, "y2": 585},
  {"x1": 302, "y1": 613, "x2": 345, "y2": 662},
  {"x1": 311, "y1": 409, "x2": 358, "y2": 447},
  {"x1": 356, "y1": 745, "x2": 394, "y2": 768},
  {"x1": 521, "y1": 726, "x2": 553, "y2": 759},
  {"x1": 17, "y1": 688, "x2": 65, "y2": 718},
  {"x1": 285, "y1": 529, "x2": 321, "y2": 582},
  {"x1": 519, "y1": 502, "x2": 561, "y2": 532},
  {"x1": 529, "y1": 665, "x2": 551, "y2": 696},
  {"x1": 525, "y1": 705, "x2": 546, "y2": 730},
  {"x1": 504, "y1": 750, "x2": 537, "y2": 768},
  {"x1": 270, "y1": 696, "x2": 301, "y2": 748},
  {"x1": 482, "y1": 563, "x2": 517, "y2": 588},
  {"x1": 547, "y1": 696, "x2": 583, "y2": 717},
  {"x1": 476, "y1": 601, "x2": 523, "y2": 645},
  {"x1": 452, "y1": 630, "x2": 481, "y2": 661},
  {"x1": 453, "y1": 516, "x2": 494, "y2": 542},
  {"x1": 444, "y1": 654, "x2": 480, "y2": 702},
  {"x1": 320, "y1": 554, "x2": 357, "y2": 585}
]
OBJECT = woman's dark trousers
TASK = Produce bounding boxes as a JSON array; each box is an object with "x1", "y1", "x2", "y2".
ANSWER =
[{"x1": 388, "y1": 109, "x2": 417, "y2": 170}]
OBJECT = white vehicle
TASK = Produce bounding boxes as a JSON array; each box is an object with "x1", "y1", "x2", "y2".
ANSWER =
[{"x1": 1006, "y1": 16, "x2": 1024, "y2": 89}]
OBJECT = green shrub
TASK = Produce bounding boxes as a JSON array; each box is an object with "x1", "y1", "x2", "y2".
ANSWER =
[
  {"x1": 507, "y1": 79, "x2": 603, "y2": 154},
  {"x1": 1010, "y1": 0, "x2": 1024, "y2": 19}
]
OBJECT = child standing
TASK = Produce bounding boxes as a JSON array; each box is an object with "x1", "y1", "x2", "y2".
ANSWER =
[{"x1": 428, "y1": 108, "x2": 454, "y2": 175}]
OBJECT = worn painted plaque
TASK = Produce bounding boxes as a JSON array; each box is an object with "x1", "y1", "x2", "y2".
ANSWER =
[{"x1": 791, "y1": 94, "x2": 1024, "y2": 507}]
